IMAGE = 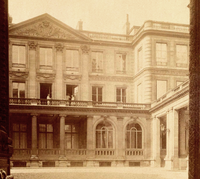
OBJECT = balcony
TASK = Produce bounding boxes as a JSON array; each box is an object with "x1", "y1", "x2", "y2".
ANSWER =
[{"x1": 9, "y1": 98, "x2": 151, "y2": 110}]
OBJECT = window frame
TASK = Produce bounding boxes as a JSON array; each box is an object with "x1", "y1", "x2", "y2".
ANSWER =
[
  {"x1": 39, "y1": 46, "x2": 53, "y2": 68},
  {"x1": 11, "y1": 44, "x2": 26, "y2": 67},
  {"x1": 91, "y1": 51, "x2": 103, "y2": 73},
  {"x1": 155, "y1": 42, "x2": 168, "y2": 66},
  {"x1": 65, "y1": 48, "x2": 80, "y2": 71},
  {"x1": 116, "y1": 87, "x2": 126, "y2": 103},
  {"x1": 115, "y1": 52, "x2": 127, "y2": 74}
]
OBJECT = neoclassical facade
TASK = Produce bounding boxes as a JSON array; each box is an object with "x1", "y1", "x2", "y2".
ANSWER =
[{"x1": 9, "y1": 14, "x2": 189, "y2": 169}]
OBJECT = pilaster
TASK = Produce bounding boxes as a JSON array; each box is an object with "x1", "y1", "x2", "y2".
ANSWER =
[
  {"x1": 59, "y1": 115, "x2": 66, "y2": 160},
  {"x1": 28, "y1": 41, "x2": 37, "y2": 98},
  {"x1": 80, "y1": 45, "x2": 90, "y2": 101},
  {"x1": 117, "y1": 117, "x2": 124, "y2": 161},
  {"x1": 55, "y1": 43, "x2": 64, "y2": 100}
]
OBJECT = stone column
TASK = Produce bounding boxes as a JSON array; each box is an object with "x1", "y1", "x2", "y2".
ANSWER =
[
  {"x1": 55, "y1": 43, "x2": 64, "y2": 100},
  {"x1": 28, "y1": 41, "x2": 37, "y2": 98},
  {"x1": 86, "y1": 115, "x2": 94, "y2": 166},
  {"x1": 59, "y1": 115, "x2": 66, "y2": 159},
  {"x1": 116, "y1": 117, "x2": 124, "y2": 166},
  {"x1": 152, "y1": 116, "x2": 161, "y2": 167},
  {"x1": 30, "y1": 114, "x2": 39, "y2": 167},
  {"x1": 172, "y1": 109, "x2": 179, "y2": 170},
  {"x1": 80, "y1": 45, "x2": 90, "y2": 101}
]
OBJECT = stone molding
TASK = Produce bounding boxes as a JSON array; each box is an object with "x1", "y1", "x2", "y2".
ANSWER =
[
  {"x1": 89, "y1": 75, "x2": 133, "y2": 82},
  {"x1": 63, "y1": 74, "x2": 82, "y2": 81},
  {"x1": 36, "y1": 72, "x2": 56, "y2": 80}
]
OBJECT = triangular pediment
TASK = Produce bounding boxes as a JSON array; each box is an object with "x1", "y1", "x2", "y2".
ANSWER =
[{"x1": 9, "y1": 13, "x2": 91, "y2": 41}]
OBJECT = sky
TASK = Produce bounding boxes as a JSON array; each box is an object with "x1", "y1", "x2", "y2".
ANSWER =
[{"x1": 8, "y1": 0, "x2": 190, "y2": 34}]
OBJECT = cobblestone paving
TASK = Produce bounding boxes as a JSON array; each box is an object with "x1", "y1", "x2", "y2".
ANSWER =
[{"x1": 11, "y1": 167, "x2": 188, "y2": 179}]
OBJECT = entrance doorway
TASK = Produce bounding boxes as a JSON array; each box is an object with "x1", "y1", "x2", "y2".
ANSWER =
[
  {"x1": 66, "y1": 85, "x2": 78, "y2": 100},
  {"x1": 40, "y1": 83, "x2": 52, "y2": 105}
]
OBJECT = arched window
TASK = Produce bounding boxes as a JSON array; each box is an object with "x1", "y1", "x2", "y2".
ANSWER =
[
  {"x1": 96, "y1": 121, "x2": 113, "y2": 148},
  {"x1": 126, "y1": 123, "x2": 142, "y2": 149}
]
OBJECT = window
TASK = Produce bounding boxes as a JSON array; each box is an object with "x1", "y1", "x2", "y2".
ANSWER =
[
  {"x1": 40, "y1": 47, "x2": 53, "y2": 66},
  {"x1": 12, "y1": 82, "x2": 25, "y2": 98},
  {"x1": 96, "y1": 121, "x2": 113, "y2": 148},
  {"x1": 156, "y1": 43, "x2": 167, "y2": 64},
  {"x1": 13, "y1": 123, "x2": 27, "y2": 149},
  {"x1": 39, "y1": 124, "x2": 53, "y2": 149},
  {"x1": 138, "y1": 48, "x2": 143, "y2": 71},
  {"x1": 176, "y1": 45, "x2": 188, "y2": 65},
  {"x1": 92, "y1": 86, "x2": 103, "y2": 102},
  {"x1": 156, "y1": 80, "x2": 167, "y2": 99},
  {"x1": 66, "y1": 85, "x2": 78, "y2": 100},
  {"x1": 126, "y1": 123, "x2": 142, "y2": 149},
  {"x1": 92, "y1": 51, "x2": 103, "y2": 72},
  {"x1": 116, "y1": 88, "x2": 126, "y2": 103},
  {"x1": 12, "y1": 45, "x2": 26, "y2": 65},
  {"x1": 116, "y1": 53, "x2": 126, "y2": 74},
  {"x1": 137, "y1": 83, "x2": 142, "y2": 103},
  {"x1": 65, "y1": 124, "x2": 78, "y2": 149},
  {"x1": 66, "y1": 49, "x2": 79, "y2": 71}
]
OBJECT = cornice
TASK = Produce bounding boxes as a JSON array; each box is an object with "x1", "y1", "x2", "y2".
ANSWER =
[
  {"x1": 133, "y1": 67, "x2": 188, "y2": 81},
  {"x1": 89, "y1": 75, "x2": 133, "y2": 82}
]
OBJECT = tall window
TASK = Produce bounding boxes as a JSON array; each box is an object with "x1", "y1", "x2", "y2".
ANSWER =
[
  {"x1": 96, "y1": 121, "x2": 113, "y2": 148},
  {"x1": 65, "y1": 124, "x2": 78, "y2": 149},
  {"x1": 156, "y1": 43, "x2": 167, "y2": 64},
  {"x1": 12, "y1": 82, "x2": 25, "y2": 98},
  {"x1": 138, "y1": 48, "x2": 143, "y2": 71},
  {"x1": 156, "y1": 80, "x2": 167, "y2": 99},
  {"x1": 137, "y1": 83, "x2": 142, "y2": 103},
  {"x1": 116, "y1": 88, "x2": 126, "y2": 103},
  {"x1": 66, "y1": 49, "x2": 79, "y2": 71},
  {"x1": 13, "y1": 123, "x2": 27, "y2": 149},
  {"x1": 39, "y1": 124, "x2": 53, "y2": 149},
  {"x1": 92, "y1": 86, "x2": 103, "y2": 102},
  {"x1": 12, "y1": 45, "x2": 26, "y2": 65},
  {"x1": 116, "y1": 53, "x2": 126, "y2": 74},
  {"x1": 176, "y1": 45, "x2": 188, "y2": 65},
  {"x1": 92, "y1": 51, "x2": 103, "y2": 72},
  {"x1": 126, "y1": 123, "x2": 142, "y2": 149},
  {"x1": 40, "y1": 47, "x2": 53, "y2": 66}
]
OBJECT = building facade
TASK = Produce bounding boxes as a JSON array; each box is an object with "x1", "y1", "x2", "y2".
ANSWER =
[{"x1": 9, "y1": 14, "x2": 189, "y2": 169}]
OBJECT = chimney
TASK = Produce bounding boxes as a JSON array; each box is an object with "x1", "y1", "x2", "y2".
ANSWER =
[
  {"x1": 78, "y1": 20, "x2": 83, "y2": 31},
  {"x1": 126, "y1": 14, "x2": 130, "y2": 35}
]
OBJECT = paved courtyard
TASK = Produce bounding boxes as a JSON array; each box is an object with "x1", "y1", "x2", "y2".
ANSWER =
[{"x1": 11, "y1": 167, "x2": 188, "y2": 179}]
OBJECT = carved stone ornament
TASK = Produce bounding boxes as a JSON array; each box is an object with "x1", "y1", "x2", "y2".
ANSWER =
[
  {"x1": 11, "y1": 20, "x2": 78, "y2": 40},
  {"x1": 63, "y1": 74, "x2": 82, "y2": 81},
  {"x1": 81, "y1": 45, "x2": 90, "y2": 54},
  {"x1": 9, "y1": 71, "x2": 29, "y2": 79},
  {"x1": 28, "y1": 41, "x2": 38, "y2": 50},
  {"x1": 55, "y1": 43, "x2": 64, "y2": 52},
  {"x1": 36, "y1": 72, "x2": 56, "y2": 80}
]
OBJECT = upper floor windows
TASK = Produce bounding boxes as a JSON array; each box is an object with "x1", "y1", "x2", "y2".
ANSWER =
[
  {"x1": 92, "y1": 86, "x2": 103, "y2": 102},
  {"x1": 12, "y1": 45, "x2": 26, "y2": 66},
  {"x1": 91, "y1": 51, "x2": 103, "y2": 73},
  {"x1": 39, "y1": 47, "x2": 53, "y2": 67},
  {"x1": 116, "y1": 88, "x2": 126, "y2": 103},
  {"x1": 66, "y1": 49, "x2": 79, "y2": 71},
  {"x1": 12, "y1": 82, "x2": 25, "y2": 98},
  {"x1": 116, "y1": 53, "x2": 126, "y2": 74},
  {"x1": 156, "y1": 43, "x2": 167, "y2": 65},
  {"x1": 176, "y1": 44, "x2": 188, "y2": 67}
]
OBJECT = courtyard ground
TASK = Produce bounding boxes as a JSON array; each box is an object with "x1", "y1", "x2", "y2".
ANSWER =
[{"x1": 10, "y1": 167, "x2": 188, "y2": 179}]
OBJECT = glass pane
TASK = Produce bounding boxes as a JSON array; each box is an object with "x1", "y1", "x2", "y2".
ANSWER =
[
  {"x1": 65, "y1": 134, "x2": 71, "y2": 149},
  {"x1": 47, "y1": 124, "x2": 53, "y2": 132},
  {"x1": 20, "y1": 124, "x2": 27, "y2": 131},
  {"x1": 47, "y1": 133, "x2": 53, "y2": 149},
  {"x1": 47, "y1": 48, "x2": 52, "y2": 66},
  {"x1": 13, "y1": 132, "x2": 19, "y2": 148},
  {"x1": 20, "y1": 133, "x2": 27, "y2": 148},
  {"x1": 131, "y1": 130, "x2": 136, "y2": 148},
  {"x1": 108, "y1": 131, "x2": 113, "y2": 148},
  {"x1": 73, "y1": 50, "x2": 79, "y2": 68},
  {"x1": 40, "y1": 48, "x2": 45, "y2": 65},
  {"x1": 65, "y1": 125, "x2": 71, "y2": 132},
  {"x1": 39, "y1": 124, "x2": 46, "y2": 132},
  {"x1": 96, "y1": 131, "x2": 101, "y2": 148},
  {"x1": 72, "y1": 134, "x2": 78, "y2": 149},
  {"x1": 137, "y1": 132, "x2": 142, "y2": 149},
  {"x1": 39, "y1": 133, "x2": 46, "y2": 149},
  {"x1": 13, "y1": 123, "x2": 19, "y2": 131},
  {"x1": 66, "y1": 50, "x2": 72, "y2": 67},
  {"x1": 102, "y1": 130, "x2": 107, "y2": 148},
  {"x1": 19, "y1": 46, "x2": 25, "y2": 64}
]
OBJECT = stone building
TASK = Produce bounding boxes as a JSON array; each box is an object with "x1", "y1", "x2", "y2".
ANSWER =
[{"x1": 9, "y1": 13, "x2": 189, "y2": 169}]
